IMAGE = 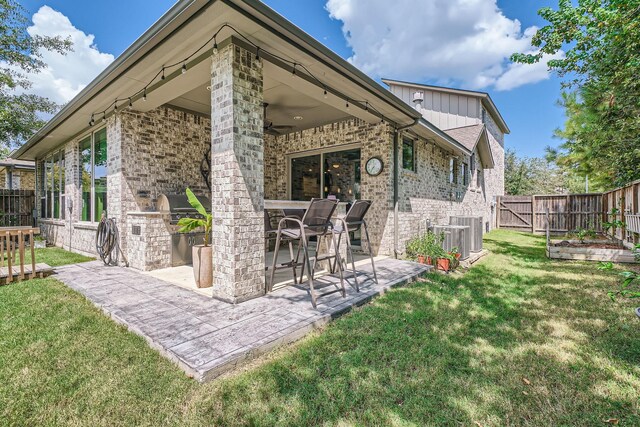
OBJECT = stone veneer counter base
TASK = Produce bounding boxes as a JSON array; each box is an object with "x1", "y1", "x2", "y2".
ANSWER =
[{"x1": 53, "y1": 259, "x2": 430, "y2": 382}]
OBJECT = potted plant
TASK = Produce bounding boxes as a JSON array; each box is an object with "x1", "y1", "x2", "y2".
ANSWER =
[
  {"x1": 420, "y1": 232, "x2": 446, "y2": 269},
  {"x1": 177, "y1": 188, "x2": 213, "y2": 288},
  {"x1": 405, "y1": 235, "x2": 426, "y2": 264}
]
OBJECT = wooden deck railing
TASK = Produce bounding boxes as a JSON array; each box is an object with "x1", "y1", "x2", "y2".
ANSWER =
[{"x1": 0, "y1": 227, "x2": 41, "y2": 283}]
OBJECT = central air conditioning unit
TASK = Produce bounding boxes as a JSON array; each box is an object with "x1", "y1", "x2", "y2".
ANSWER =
[
  {"x1": 449, "y1": 216, "x2": 483, "y2": 252},
  {"x1": 432, "y1": 225, "x2": 471, "y2": 260}
]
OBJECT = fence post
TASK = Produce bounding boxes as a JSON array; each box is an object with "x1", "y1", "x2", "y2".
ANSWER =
[
  {"x1": 496, "y1": 196, "x2": 501, "y2": 229},
  {"x1": 532, "y1": 195, "x2": 537, "y2": 233}
]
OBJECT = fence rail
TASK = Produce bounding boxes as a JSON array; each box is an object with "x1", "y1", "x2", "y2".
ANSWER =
[
  {"x1": 497, "y1": 179, "x2": 640, "y2": 247},
  {"x1": 497, "y1": 194, "x2": 603, "y2": 233},
  {"x1": 0, "y1": 190, "x2": 35, "y2": 227}
]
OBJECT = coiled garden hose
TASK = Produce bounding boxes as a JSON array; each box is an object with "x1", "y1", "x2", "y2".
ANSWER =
[{"x1": 96, "y1": 215, "x2": 129, "y2": 267}]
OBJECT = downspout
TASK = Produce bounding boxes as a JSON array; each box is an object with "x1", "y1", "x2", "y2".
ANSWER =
[{"x1": 393, "y1": 119, "x2": 419, "y2": 259}]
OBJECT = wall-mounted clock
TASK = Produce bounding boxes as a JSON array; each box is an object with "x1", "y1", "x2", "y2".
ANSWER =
[{"x1": 365, "y1": 157, "x2": 384, "y2": 176}]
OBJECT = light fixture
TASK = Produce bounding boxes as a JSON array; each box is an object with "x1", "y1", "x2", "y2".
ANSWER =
[
  {"x1": 291, "y1": 63, "x2": 296, "y2": 77},
  {"x1": 365, "y1": 102, "x2": 369, "y2": 111},
  {"x1": 293, "y1": 115, "x2": 303, "y2": 121},
  {"x1": 181, "y1": 62, "x2": 187, "y2": 74},
  {"x1": 212, "y1": 37, "x2": 218, "y2": 55},
  {"x1": 206, "y1": 85, "x2": 211, "y2": 91},
  {"x1": 161, "y1": 68, "x2": 166, "y2": 80},
  {"x1": 128, "y1": 98, "x2": 133, "y2": 109},
  {"x1": 323, "y1": 87, "x2": 328, "y2": 99},
  {"x1": 346, "y1": 99, "x2": 349, "y2": 108},
  {"x1": 89, "y1": 114, "x2": 94, "y2": 127},
  {"x1": 332, "y1": 163, "x2": 340, "y2": 169},
  {"x1": 114, "y1": 101, "x2": 118, "y2": 112},
  {"x1": 255, "y1": 47, "x2": 260, "y2": 63},
  {"x1": 143, "y1": 88, "x2": 147, "y2": 101}
]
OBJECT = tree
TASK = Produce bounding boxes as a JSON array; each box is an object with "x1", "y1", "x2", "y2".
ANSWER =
[
  {"x1": 0, "y1": 0, "x2": 71, "y2": 152},
  {"x1": 504, "y1": 148, "x2": 583, "y2": 195},
  {"x1": 512, "y1": 0, "x2": 640, "y2": 189}
]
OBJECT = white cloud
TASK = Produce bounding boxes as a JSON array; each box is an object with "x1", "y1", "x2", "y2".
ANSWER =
[
  {"x1": 325, "y1": 0, "x2": 559, "y2": 91},
  {"x1": 18, "y1": 6, "x2": 114, "y2": 105}
]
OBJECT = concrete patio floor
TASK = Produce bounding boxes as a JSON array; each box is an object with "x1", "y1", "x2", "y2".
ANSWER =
[{"x1": 53, "y1": 258, "x2": 430, "y2": 382}]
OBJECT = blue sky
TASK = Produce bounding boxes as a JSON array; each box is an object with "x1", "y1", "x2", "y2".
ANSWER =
[{"x1": 19, "y1": 0, "x2": 566, "y2": 158}]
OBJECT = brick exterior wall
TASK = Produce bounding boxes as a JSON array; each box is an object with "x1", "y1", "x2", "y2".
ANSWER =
[
  {"x1": 265, "y1": 118, "x2": 504, "y2": 255},
  {"x1": 265, "y1": 118, "x2": 395, "y2": 254},
  {"x1": 36, "y1": 105, "x2": 211, "y2": 263},
  {"x1": 209, "y1": 42, "x2": 265, "y2": 303}
]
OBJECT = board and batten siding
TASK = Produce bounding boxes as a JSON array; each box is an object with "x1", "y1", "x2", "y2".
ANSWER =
[{"x1": 388, "y1": 84, "x2": 481, "y2": 130}]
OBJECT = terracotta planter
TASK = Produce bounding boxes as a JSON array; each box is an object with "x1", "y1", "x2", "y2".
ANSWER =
[
  {"x1": 426, "y1": 256, "x2": 433, "y2": 265},
  {"x1": 192, "y1": 245, "x2": 213, "y2": 288},
  {"x1": 436, "y1": 257, "x2": 450, "y2": 272},
  {"x1": 417, "y1": 255, "x2": 426, "y2": 264},
  {"x1": 453, "y1": 253, "x2": 461, "y2": 260}
]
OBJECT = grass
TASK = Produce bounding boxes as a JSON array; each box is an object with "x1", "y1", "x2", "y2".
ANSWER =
[
  {"x1": 2, "y1": 246, "x2": 94, "y2": 268},
  {"x1": 1, "y1": 230, "x2": 639, "y2": 426}
]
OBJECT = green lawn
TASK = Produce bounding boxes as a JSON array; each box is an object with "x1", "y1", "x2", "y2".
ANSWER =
[
  {"x1": 1, "y1": 231, "x2": 639, "y2": 426},
  {"x1": 27, "y1": 247, "x2": 95, "y2": 267}
]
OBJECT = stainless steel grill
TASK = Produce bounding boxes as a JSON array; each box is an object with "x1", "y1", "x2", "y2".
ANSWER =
[{"x1": 157, "y1": 193, "x2": 211, "y2": 225}]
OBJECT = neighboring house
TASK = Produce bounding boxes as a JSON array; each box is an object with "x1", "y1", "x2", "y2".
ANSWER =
[
  {"x1": 0, "y1": 159, "x2": 36, "y2": 191},
  {"x1": 13, "y1": 0, "x2": 508, "y2": 303}
]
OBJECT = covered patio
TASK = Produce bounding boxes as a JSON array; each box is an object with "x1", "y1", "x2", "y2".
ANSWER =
[
  {"x1": 54, "y1": 257, "x2": 429, "y2": 382},
  {"x1": 14, "y1": 0, "x2": 467, "y2": 305}
]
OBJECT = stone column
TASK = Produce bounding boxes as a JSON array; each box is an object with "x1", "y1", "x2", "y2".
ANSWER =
[{"x1": 210, "y1": 41, "x2": 265, "y2": 303}]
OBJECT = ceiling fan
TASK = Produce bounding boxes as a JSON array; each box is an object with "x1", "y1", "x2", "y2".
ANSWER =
[{"x1": 263, "y1": 103, "x2": 294, "y2": 135}]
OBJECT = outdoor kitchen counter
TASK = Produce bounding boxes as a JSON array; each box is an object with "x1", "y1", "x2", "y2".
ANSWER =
[{"x1": 264, "y1": 200, "x2": 348, "y2": 215}]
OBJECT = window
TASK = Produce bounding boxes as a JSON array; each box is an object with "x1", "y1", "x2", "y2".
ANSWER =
[
  {"x1": 80, "y1": 127, "x2": 108, "y2": 222},
  {"x1": 40, "y1": 150, "x2": 65, "y2": 219},
  {"x1": 462, "y1": 162, "x2": 469, "y2": 186},
  {"x1": 476, "y1": 168, "x2": 482, "y2": 187},
  {"x1": 402, "y1": 138, "x2": 416, "y2": 171},
  {"x1": 290, "y1": 147, "x2": 361, "y2": 202},
  {"x1": 449, "y1": 157, "x2": 458, "y2": 184}
]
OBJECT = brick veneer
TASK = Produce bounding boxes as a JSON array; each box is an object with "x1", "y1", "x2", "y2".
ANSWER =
[{"x1": 209, "y1": 42, "x2": 265, "y2": 303}]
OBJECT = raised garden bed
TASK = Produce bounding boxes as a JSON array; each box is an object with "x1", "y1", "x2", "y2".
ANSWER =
[{"x1": 546, "y1": 238, "x2": 637, "y2": 263}]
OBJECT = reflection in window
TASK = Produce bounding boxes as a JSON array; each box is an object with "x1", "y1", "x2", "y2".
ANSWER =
[
  {"x1": 323, "y1": 149, "x2": 361, "y2": 202},
  {"x1": 80, "y1": 136, "x2": 92, "y2": 221},
  {"x1": 290, "y1": 148, "x2": 361, "y2": 202},
  {"x1": 93, "y1": 128, "x2": 107, "y2": 221},
  {"x1": 291, "y1": 154, "x2": 320, "y2": 201},
  {"x1": 402, "y1": 138, "x2": 415, "y2": 171},
  {"x1": 45, "y1": 157, "x2": 53, "y2": 218}
]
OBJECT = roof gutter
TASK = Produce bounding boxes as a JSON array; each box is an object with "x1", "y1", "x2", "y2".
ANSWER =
[{"x1": 14, "y1": 0, "x2": 201, "y2": 159}]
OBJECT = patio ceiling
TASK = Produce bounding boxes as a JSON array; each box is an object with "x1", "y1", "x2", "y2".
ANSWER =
[
  {"x1": 167, "y1": 60, "x2": 355, "y2": 133},
  {"x1": 15, "y1": 0, "x2": 422, "y2": 160}
]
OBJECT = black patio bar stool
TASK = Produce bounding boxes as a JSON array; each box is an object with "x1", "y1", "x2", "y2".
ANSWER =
[
  {"x1": 332, "y1": 200, "x2": 378, "y2": 292},
  {"x1": 268, "y1": 198, "x2": 346, "y2": 308},
  {"x1": 264, "y1": 210, "x2": 298, "y2": 284}
]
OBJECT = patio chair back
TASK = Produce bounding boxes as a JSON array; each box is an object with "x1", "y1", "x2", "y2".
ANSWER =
[
  {"x1": 264, "y1": 210, "x2": 276, "y2": 232},
  {"x1": 282, "y1": 209, "x2": 305, "y2": 220},
  {"x1": 344, "y1": 200, "x2": 372, "y2": 232},
  {"x1": 302, "y1": 198, "x2": 338, "y2": 234}
]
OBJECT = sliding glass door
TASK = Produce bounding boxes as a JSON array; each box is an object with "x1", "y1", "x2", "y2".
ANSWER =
[{"x1": 289, "y1": 146, "x2": 361, "y2": 202}]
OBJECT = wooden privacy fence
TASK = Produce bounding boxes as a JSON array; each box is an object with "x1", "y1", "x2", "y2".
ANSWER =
[
  {"x1": 497, "y1": 179, "x2": 640, "y2": 247},
  {"x1": 0, "y1": 190, "x2": 35, "y2": 227},
  {"x1": 497, "y1": 194, "x2": 603, "y2": 233},
  {"x1": 603, "y1": 179, "x2": 640, "y2": 246}
]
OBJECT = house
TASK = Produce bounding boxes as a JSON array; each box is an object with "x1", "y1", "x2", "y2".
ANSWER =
[
  {"x1": 0, "y1": 158, "x2": 36, "y2": 190},
  {"x1": 13, "y1": 0, "x2": 508, "y2": 303}
]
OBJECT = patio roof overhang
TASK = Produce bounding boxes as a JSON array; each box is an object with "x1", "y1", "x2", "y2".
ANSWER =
[{"x1": 15, "y1": 0, "x2": 471, "y2": 161}]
